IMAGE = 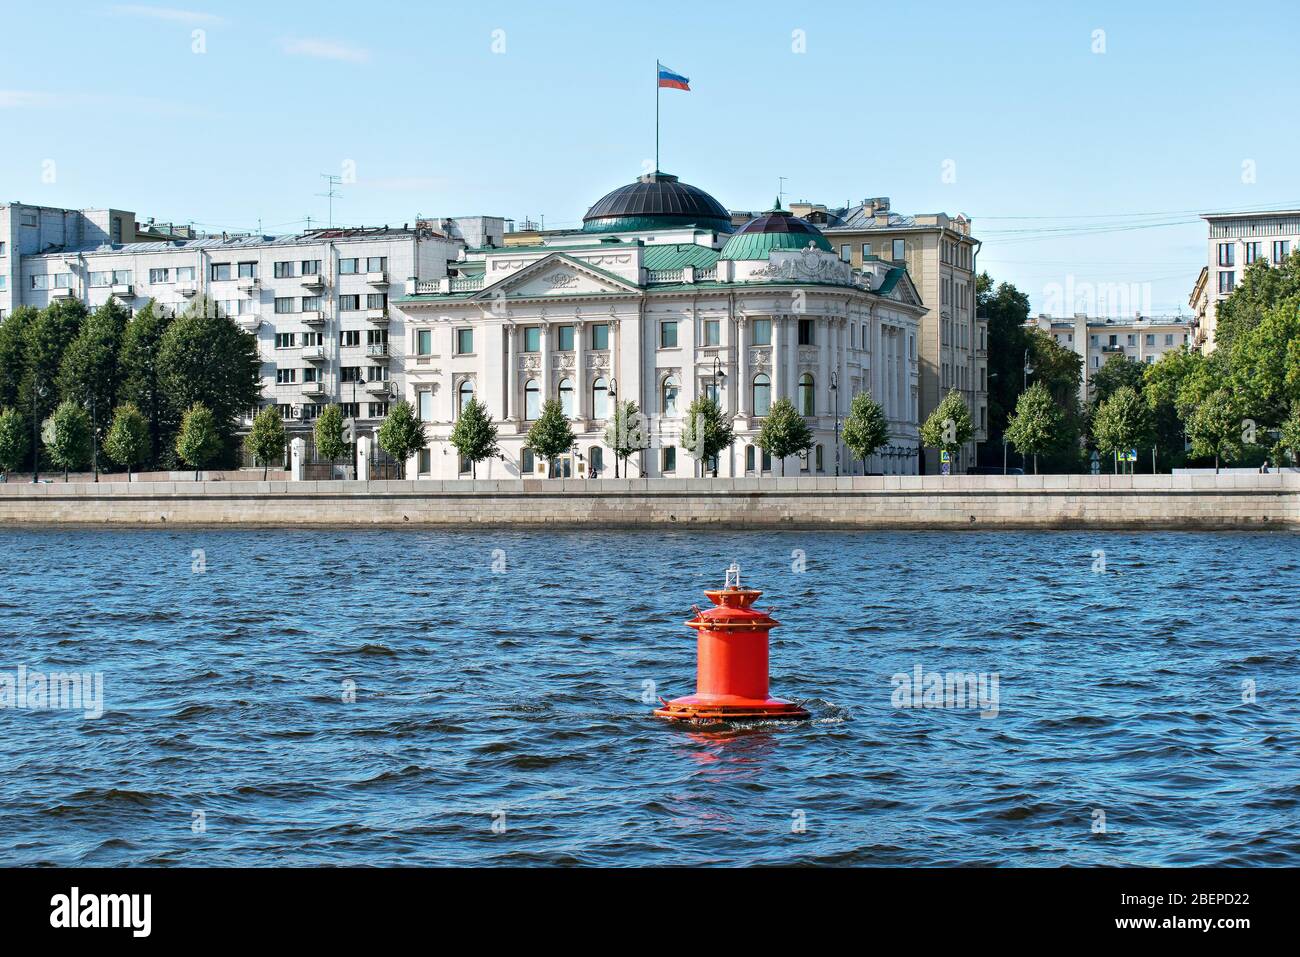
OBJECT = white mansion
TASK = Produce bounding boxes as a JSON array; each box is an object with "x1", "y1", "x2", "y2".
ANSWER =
[{"x1": 394, "y1": 172, "x2": 923, "y2": 479}]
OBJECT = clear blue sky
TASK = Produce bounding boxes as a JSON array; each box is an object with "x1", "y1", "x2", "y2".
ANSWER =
[{"x1": 4, "y1": 0, "x2": 1298, "y2": 314}]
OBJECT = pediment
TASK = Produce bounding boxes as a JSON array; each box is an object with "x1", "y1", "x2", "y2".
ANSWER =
[{"x1": 470, "y1": 253, "x2": 639, "y2": 301}]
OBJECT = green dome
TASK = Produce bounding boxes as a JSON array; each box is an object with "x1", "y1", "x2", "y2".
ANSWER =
[
  {"x1": 582, "y1": 171, "x2": 733, "y2": 234},
  {"x1": 719, "y1": 206, "x2": 833, "y2": 260}
]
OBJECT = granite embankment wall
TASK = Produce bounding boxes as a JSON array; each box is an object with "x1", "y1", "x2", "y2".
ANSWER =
[{"x1": 0, "y1": 474, "x2": 1296, "y2": 529}]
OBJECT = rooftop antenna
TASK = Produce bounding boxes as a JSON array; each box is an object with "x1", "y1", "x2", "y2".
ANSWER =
[
  {"x1": 317, "y1": 174, "x2": 343, "y2": 228},
  {"x1": 778, "y1": 176, "x2": 788, "y2": 207}
]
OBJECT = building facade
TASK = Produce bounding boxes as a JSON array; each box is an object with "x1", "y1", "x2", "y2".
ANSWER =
[
  {"x1": 394, "y1": 173, "x2": 923, "y2": 480},
  {"x1": 1028, "y1": 313, "x2": 1193, "y2": 403},
  {"x1": 776, "y1": 197, "x2": 985, "y2": 472},
  {"x1": 1194, "y1": 209, "x2": 1300, "y2": 352}
]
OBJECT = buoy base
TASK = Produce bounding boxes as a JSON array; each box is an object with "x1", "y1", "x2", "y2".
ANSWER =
[{"x1": 653, "y1": 696, "x2": 810, "y2": 722}]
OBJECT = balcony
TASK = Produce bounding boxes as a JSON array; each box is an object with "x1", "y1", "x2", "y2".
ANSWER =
[
  {"x1": 111, "y1": 283, "x2": 135, "y2": 298},
  {"x1": 366, "y1": 343, "x2": 389, "y2": 357},
  {"x1": 51, "y1": 287, "x2": 75, "y2": 299},
  {"x1": 366, "y1": 271, "x2": 388, "y2": 286},
  {"x1": 302, "y1": 345, "x2": 327, "y2": 361},
  {"x1": 1101, "y1": 344, "x2": 1125, "y2": 354},
  {"x1": 237, "y1": 276, "x2": 260, "y2": 292},
  {"x1": 300, "y1": 273, "x2": 325, "y2": 289},
  {"x1": 177, "y1": 283, "x2": 198, "y2": 297},
  {"x1": 236, "y1": 314, "x2": 262, "y2": 333},
  {"x1": 302, "y1": 380, "x2": 328, "y2": 395},
  {"x1": 365, "y1": 379, "x2": 391, "y2": 395},
  {"x1": 301, "y1": 310, "x2": 325, "y2": 325},
  {"x1": 365, "y1": 309, "x2": 389, "y2": 326}
]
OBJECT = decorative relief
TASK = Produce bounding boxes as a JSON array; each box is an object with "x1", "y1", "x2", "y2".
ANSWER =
[
  {"x1": 752, "y1": 247, "x2": 852, "y2": 284},
  {"x1": 552, "y1": 353, "x2": 575, "y2": 370},
  {"x1": 544, "y1": 271, "x2": 579, "y2": 289},
  {"x1": 748, "y1": 348, "x2": 770, "y2": 368},
  {"x1": 585, "y1": 352, "x2": 610, "y2": 371},
  {"x1": 797, "y1": 348, "x2": 818, "y2": 364},
  {"x1": 519, "y1": 354, "x2": 541, "y2": 372}
]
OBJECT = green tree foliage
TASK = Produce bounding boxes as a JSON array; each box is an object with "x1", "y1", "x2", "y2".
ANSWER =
[
  {"x1": 157, "y1": 298, "x2": 262, "y2": 468},
  {"x1": 376, "y1": 399, "x2": 427, "y2": 478},
  {"x1": 117, "y1": 301, "x2": 174, "y2": 468},
  {"x1": 57, "y1": 299, "x2": 129, "y2": 427},
  {"x1": 1280, "y1": 402, "x2": 1300, "y2": 467},
  {"x1": 1092, "y1": 385, "x2": 1152, "y2": 473},
  {"x1": 524, "y1": 399, "x2": 575, "y2": 475},
  {"x1": 244, "y1": 405, "x2": 287, "y2": 480},
  {"x1": 755, "y1": 396, "x2": 813, "y2": 476},
  {"x1": 920, "y1": 389, "x2": 974, "y2": 472},
  {"x1": 103, "y1": 402, "x2": 151, "y2": 481},
  {"x1": 604, "y1": 399, "x2": 648, "y2": 477},
  {"x1": 1088, "y1": 355, "x2": 1146, "y2": 409},
  {"x1": 20, "y1": 300, "x2": 87, "y2": 430},
  {"x1": 314, "y1": 404, "x2": 348, "y2": 474},
  {"x1": 1005, "y1": 382, "x2": 1064, "y2": 474},
  {"x1": 976, "y1": 273, "x2": 1031, "y2": 453},
  {"x1": 175, "y1": 402, "x2": 222, "y2": 479},
  {"x1": 680, "y1": 395, "x2": 734, "y2": 476},
  {"x1": 0, "y1": 407, "x2": 28, "y2": 479},
  {"x1": 1186, "y1": 389, "x2": 1244, "y2": 472},
  {"x1": 448, "y1": 397, "x2": 499, "y2": 478},
  {"x1": 841, "y1": 391, "x2": 889, "y2": 471},
  {"x1": 1213, "y1": 250, "x2": 1300, "y2": 352},
  {"x1": 45, "y1": 399, "x2": 93, "y2": 480},
  {"x1": 1226, "y1": 303, "x2": 1300, "y2": 429},
  {"x1": 0, "y1": 306, "x2": 38, "y2": 410}
]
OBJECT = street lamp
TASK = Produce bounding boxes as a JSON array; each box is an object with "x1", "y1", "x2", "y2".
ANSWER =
[
  {"x1": 31, "y1": 381, "x2": 45, "y2": 484},
  {"x1": 607, "y1": 377, "x2": 620, "y2": 478},
  {"x1": 88, "y1": 393, "x2": 98, "y2": 483},
  {"x1": 830, "y1": 370, "x2": 840, "y2": 476},
  {"x1": 709, "y1": 356, "x2": 727, "y2": 478}
]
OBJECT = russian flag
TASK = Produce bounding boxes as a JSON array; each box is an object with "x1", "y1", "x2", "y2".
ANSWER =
[{"x1": 657, "y1": 62, "x2": 690, "y2": 91}]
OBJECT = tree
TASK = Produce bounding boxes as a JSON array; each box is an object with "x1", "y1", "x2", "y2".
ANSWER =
[
  {"x1": 314, "y1": 404, "x2": 348, "y2": 478},
  {"x1": 920, "y1": 389, "x2": 974, "y2": 473},
  {"x1": 604, "y1": 399, "x2": 648, "y2": 477},
  {"x1": 376, "y1": 399, "x2": 427, "y2": 479},
  {"x1": 524, "y1": 398, "x2": 575, "y2": 476},
  {"x1": 104, "y1": 402, "x2": 151, "y2": 482},
  {"x1": 175, "y1": 403, "x2": 222, "y2": 479},
  {"x1": 1280, "y1": 402, "x2": 1300, "y2": 467},
  {"x1": 448, "y1": 397, "x2": 499, "y2": 478},
  {"x1": 755, "y1": 397, "x2": 813, "y2": 476},
  {"x1": 58, "y1": 300, "x2": 128, "y2": 416},
  {"x1": 45, "y1": 399, "x2": 93, "y2": 481},
  {"x1": 1226, "y1": 303, "x2": 1300, "y2": 430},
  {"x1": 0, "y1": 306, "x2": 38, "y2": 411},
  {"x1": 1213, "y1": 250, "x2": 1300, "y2": 352},
  {"x1": 20, "y1": 300, "x2": 87, "y2": 433},
  {"x1": 1186, "y1": 389, "x2": 1243, "y2": 473},
  {"x1": 680, "y1": 395, "x2": 734, "y2": 477},
  {"x1": 0, "y1": 408, "x2": 28, "y2": 480},
  {"x1": 157, "y1": 299, "x2": 262, "y2": 469},
  {"x1": 1005, "y1": 382, "x2": 1063, "y2": 474},
  {"x1": 1088, "y1": 355, "x2": 1146, "y2": 410},
  {"x1": 1092, "y1": 385, "x2": 1151, "y2": 474},
  {"x1": 977, "y1": 273, "x2": 1031, "y2": 455},
  {"x1": 841, "y1": 391, "x2": 889, "y2": 472},
  {"x1": 244, "y1": 405, "x2": 287, "y2": 480},
  {"x1": 118, "y1": 301, "x2": 174, "y2": 468}
]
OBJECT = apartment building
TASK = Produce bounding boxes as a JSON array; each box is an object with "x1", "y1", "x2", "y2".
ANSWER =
[
  {"x1": 777, "y1": 197, "x2": 985, "y2": 472},
  {"x1": 6, "y1": 203, "x2": 503, "y2": 452},
  {"x1": 1028, "y1": 313, "x2": 1193, "y2": 404},
  {"x1": 1194, "y1": 209, "x2": 1300, "y2": 352}
]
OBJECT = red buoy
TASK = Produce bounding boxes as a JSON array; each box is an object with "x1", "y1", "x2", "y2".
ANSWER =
[{"x1": 654, "y1": 563, "x2": 810, "y2": 722}]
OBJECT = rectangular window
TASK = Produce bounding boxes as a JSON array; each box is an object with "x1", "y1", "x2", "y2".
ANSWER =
[
  {"x1": 523, "y1": 327, "x2": 541, "y2": 352},
  {"x1": 456, "y1": 328, "x2": 474, "y2": 354},
  {"x1": 892, "y1": 239, "x2": 905, "y2": 261},
  {"x1": 1126, "y1": 335, "x2": 1135, "y2": 346},
  {"x1": 274, "y1": 333, "x2": 297, "y2": 348},
  {"x1": 418, "y1": 392, "x2": 434, "y2": 422},
  {"x1": 703, "y1": 319, "x2": 720, "y2": 346},
  {"x1": 751, "y1": 318, "x2": 771, "y2": 346},
  {"x1": 366, "y1": 256, "x2": 387, "y2": 273},
  {"x1": 340, "y1": 366, "x2": 362, "y2": 383},
  {"x1": 0, "y1": 242, "x2": 6, "y2": 256},
  {"x1": 149, "y1": 268, "x2": 172, "y2": 284},
  {"x1": 840, "y1": 244, "x2": 851, "y2": 262},
  {"x1": 366, "y1": 293, "x2": 388, "y2": 310},
  {"x1": 339, "y1": 403, "x2": 359, "y2": 419},
  {"x1": 176, "y1": 266, "x2": 195, "y2": 282},
  {"x1": 590, "y1": 323, "x2": 609, "y2": 350},
  {"x1": 556, "y1": 325, "x2": 574, "y2": 351},
  {"x1": 368, "y1": 402, "x2": 389, "y2": 418},
  {"x1": 418, "y1": 449, "x2": 432, "y2": 475},
  {"x1": 211, "y1": 262, "x2": 231, "y2": 281},
  {"x1": 274, "y1": 297, "x2": 296, "y2": 314},
  {"x1": 660, "y1": 321, "x2": 678, "y2": 349},
  {"x1": 416, "y1": 329, "x2": 433, "y2": 355},
  {"x1": 798, "y1": 319, "x2": 814, "y2": 345},
  {"x1": 89, "y1": 272, "x2": 112, "y2": 287},
  {"x1": 339, "y1": 295, "x2": 361, "y2": 311},
  {"x1": 1273, "y1": 240, "x2": 1290, "y2": 264},
  {"x1": 274, "y1": 261, "x2": 295, "y2": 278},
  {"x1": 861, "y1": 242, "x2": 871, "y2": 260},
  {"x1": 301, "y1": 260, "x2": 321, "y2": 276},
  {"x1": 340, "y1": 330, "x2": 360, "y2": 347},
  {"x1": 1244, "y1": 242, "x2": 1262, "y2": 265},
  {"x1": 1217, "y1": 243, "x2": 1234, "y2": 267},
  {"x1": 366, "y1": 329, "x2": 388, "y2": 346},
  {"x1": 662, "y1": 446, "x2": 676, "y2": 474},
  {"x1": 339, "y1": 258, "x2": 359, "y2": 274},
  {"x1": 1145, "y1": 334, "x2": 1155, "y2": 346},
  {"x1": 303, "y1": 367, "x2": 319, "y2": 383},
  {"x1": 276, "y1": 368, "x2": 297, "y2": 384},
  {"x1": 237, "y1": 262, "x2": 256, "y2": 279},
  {"x1": 302, "y1": 295, "x2": 321, "y2": 311},
  {"x1": 1164, "y1": 334, "x2": 1173, "y2": 346},
  {"x1": 1218, "y1": 270, "x2": 1235, "y2": 294},
  {"x1": 302, "y1": 332, "x2": 323, "y2": 346}
]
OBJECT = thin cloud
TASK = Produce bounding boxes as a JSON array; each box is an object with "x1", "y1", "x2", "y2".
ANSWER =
[
  {"x1": 109, "y1": 4, "x2": 226, "y2": 26},
  {"x1": 282, "y1": 37, "x2": 371, "y2": 63}
]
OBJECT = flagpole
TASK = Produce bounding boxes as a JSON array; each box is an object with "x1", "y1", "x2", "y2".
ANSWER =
[{"x1": 654, "y1": 60, "x2": 660, "y2": 174}]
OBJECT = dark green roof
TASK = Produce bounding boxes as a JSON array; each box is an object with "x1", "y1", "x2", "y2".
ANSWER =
[{"x1": 640, "y1": 244, "x2": 721, "y2": 271}]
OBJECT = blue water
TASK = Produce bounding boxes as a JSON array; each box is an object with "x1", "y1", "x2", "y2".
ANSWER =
[{"x1": 1, "y1": 527, "x2": 1297, "y2": 866}]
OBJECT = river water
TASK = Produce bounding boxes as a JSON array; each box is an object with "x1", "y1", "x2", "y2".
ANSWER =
[{"x1": 1, "y1": 527, "x2": 1297, "y2": 866}]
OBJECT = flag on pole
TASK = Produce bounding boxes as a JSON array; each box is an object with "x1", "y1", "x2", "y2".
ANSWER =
[{"x1": 657, "y1": 62, "x2": 690, "y2": 91}]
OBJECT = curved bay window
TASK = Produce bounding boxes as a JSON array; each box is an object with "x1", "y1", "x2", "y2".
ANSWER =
[
  {"x1": 524, "y1": 379, "x2": 540, "y2": 420},
  {"x1": 559, "y1": 377, "x2": 575, "y2": 418},
  {"x1": 798, "y1": 373, "x2": 815, "y2": 416},
  {"x1": 662, "y1": 374, "x2": 680, "y2": 416},
  {"x1": 752, "y1": 373, "x2": 771, "y2": 416},
  {"x1": 592, "y1": 377, "x2": 609, "y2": 419},
  {"x1": 457, "y1": 379, "x2": 474, "y2": 416}
]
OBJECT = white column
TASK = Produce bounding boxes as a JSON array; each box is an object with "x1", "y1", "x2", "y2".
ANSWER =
[
  {"x1": 574, "y1": 318, "x2": 587, "y2": 422},
  {"x1": 505, "y1": 325, "x2": 517, "y2": 422},
  {"x1": 736, "y1": 316, "x2": 749, "y2": 416},
  {"x1": 771, "y1": 316, "x2": 783, "y2": 402},
  {"x1": 540, "y1": 323, "x2": 552, "y2": 404},
  {"x1": 817, "y1": 316, "x2": 830, "y2": 416}
]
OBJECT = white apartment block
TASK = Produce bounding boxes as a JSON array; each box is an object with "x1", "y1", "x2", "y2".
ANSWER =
[
  {"x1": 1192, "y1": 209, "x2": 1300, "y2": 352},
  {"x1": 1028, "y1": 313, "x2": 1193, "y2": 403},
  {"x1": 3, "y1": 202, "x2": 503, "y2": 452}
]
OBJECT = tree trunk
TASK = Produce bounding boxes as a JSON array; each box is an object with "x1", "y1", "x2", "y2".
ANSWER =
[
  {"x1": 263, "y1": 462, "x2": 268, "y2": 480},
  {"x1": 1034, "y1": 453, "x2": 1038, "y2": 475}
]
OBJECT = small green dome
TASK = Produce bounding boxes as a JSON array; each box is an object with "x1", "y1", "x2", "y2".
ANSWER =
[{"x1": 719, "y1": 207, "x2": 833, "y2": 260}]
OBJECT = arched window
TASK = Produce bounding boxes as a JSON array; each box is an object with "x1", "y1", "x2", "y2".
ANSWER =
[
  {"x1": 521, "y1": 448, "x2": 534, "y2": 475},
  {"x1": 662, "y1": 375, "x2": 680, "y2": 416},
  {"x1": 592, "y1": 377, "x2": 609, "y2": 419},
  {"x1": 559, "y1": 377, "x2": 575, "y2": 418},
  {"x1": 524, "y1": 379, "x2": 540, "y2": 420},
  {"x1": 745, "y1": 445, "x2": 755, "y2": 474},
  {"x1": 798, "y1": 373, "x2": 815, "y2": 416},
  {"x1": 589, "y1": 446, "x2": 603, "y2": 474},
  {"x1": 752, "y1": 373, "x2": 771, "y2": 416},
  {"x1": 457, "y1": 379, "x2": 474, "y2": 416}
]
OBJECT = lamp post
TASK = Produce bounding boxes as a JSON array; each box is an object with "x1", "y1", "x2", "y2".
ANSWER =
[
  {"x1": 31, "y1": 381, "x2": 44, "y2": 484},
  {"x1": 88, "y1": 393, "x2": 98, "y2": 483},
  {"x1": 710, "y1": 355, "x2": 727, "y2": 478},
  {"x1": 830, "y1": 370, "x2": 840, "y2": 476},
  {"x1": 609, "y1": 377, "x2": 619, "y2": 478},
  {"x1": 1022, "y1": 350, "x2": 1033, "y2": 470}
]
